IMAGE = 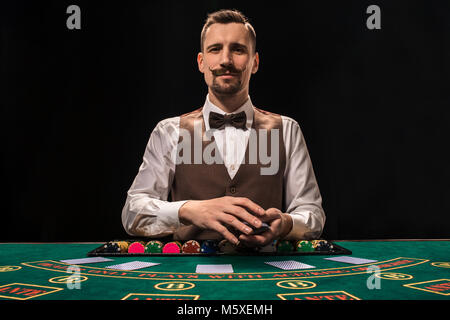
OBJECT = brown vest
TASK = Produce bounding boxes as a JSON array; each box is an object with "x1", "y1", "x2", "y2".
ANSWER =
[{"x1": 170, "y1": 107, "x2": 286, "y2": 240}]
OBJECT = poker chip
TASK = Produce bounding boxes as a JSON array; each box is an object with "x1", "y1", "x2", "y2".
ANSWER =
[
  {"x1": 315, "y1": 240, "x2": 334, "y2": 252},
  {"x1": 235, "y1": 242, "x2": 259, "y2": 253},
  {"x1": 276, "y1": 240, "x2": 294, "y2": 253},
  {"x1": 259, "y1": 240, "x2": 277, "y2": 253},
  {"x1": 200, "y1": 240, "x2": 219, "y2": 254},
  {"x1": 145, "y1": 240, "x2": 163, "y2": 253},
  {"x1": 311, "y1": 240, "x2": 321, "y2": 248},
  {"x1": 296, "y1": 240, "x2": 314, "y2": 252},
  {"x1": 218, "y1": 240, "x2": 237, "y2": 254},
  {"x1": 103, "y1": 242, "x2": 120, "y2": 253},
  {"x1": 128, "y1": 241, "x2": 145, "y2": 254},
  {"x1": 162, "y1": 241, "x2": 182, "y2": 254},
  {"x1": 116, "y1": 241, "x2": 129, "y2": 253},
  {"x1": 181, "y1": 240, "x2": 201, "y2": 254}
]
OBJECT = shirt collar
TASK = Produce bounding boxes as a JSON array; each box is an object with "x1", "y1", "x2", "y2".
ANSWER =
[{"x1": 202, "y1": 94, "x2": 254, "y2": 131}]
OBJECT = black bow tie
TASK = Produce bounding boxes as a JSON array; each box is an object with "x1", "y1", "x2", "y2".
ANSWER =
[{"x1": 208, "y1": 111, "x2": 247, "y2": 130}]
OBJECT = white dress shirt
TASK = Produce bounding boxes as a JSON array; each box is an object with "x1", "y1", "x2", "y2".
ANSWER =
[{"x1": 122, "y1": 95, "x2": 326, "y2": 240}]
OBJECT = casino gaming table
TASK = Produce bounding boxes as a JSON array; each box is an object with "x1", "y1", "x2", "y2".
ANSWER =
[{"x1": 0, "y1": 240, "x2": 449, "y2": 300}]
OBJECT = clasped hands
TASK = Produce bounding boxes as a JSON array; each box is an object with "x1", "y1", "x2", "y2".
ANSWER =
[{"x1": 178, "y1": 196, "x2": 293, "y2": 247}]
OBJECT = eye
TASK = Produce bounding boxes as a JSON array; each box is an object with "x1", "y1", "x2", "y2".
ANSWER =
[
  {"x1": 233, "y1": 46, "x2": 247, "y2": 54},
  {"x1": 209, "y1": 47, "x2": 220, "y2": 53}
]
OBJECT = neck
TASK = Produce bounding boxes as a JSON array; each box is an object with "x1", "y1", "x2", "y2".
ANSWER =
[{"x1": 208, "y1": 89, "x2": 249, "y2": 113}]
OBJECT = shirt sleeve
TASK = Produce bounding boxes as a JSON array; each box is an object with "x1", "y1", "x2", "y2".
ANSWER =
[
  {"x1": 121, "y1": 117, "x2": 188, "y2": 237},
  {"x1": 281, "y1": 116, "x2": 326, "y2": 240}
]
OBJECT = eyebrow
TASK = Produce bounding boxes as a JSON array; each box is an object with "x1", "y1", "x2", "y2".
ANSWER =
[{"x1": 206, "y1": 42, "x2": 249, "y2": 51}]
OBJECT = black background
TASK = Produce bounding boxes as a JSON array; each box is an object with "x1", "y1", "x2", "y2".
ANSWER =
[{"x1": 2, "y1": 0, "x2": 449, "y2": 242}]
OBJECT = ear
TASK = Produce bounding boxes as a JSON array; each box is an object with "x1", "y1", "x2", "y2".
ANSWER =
[
  {"x1": 251, "y1": 52, "x2": 259, "y2": 74},
  {"x1": 197, "y1": 52, "x2": 205, "y2": 73}
]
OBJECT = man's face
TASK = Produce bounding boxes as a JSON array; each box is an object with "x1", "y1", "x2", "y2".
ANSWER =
[{"x1": 198, "y1": 23, "x2": 259, "y2": 96}]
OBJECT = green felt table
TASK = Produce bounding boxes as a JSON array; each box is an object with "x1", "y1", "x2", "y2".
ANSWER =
[{"x1": 0, "y1": 240, "x2": 449, "y2": 300}]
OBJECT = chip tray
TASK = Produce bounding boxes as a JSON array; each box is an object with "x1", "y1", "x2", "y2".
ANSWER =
[{"x1": 87, "y1": 239, "x2": 352, "y2": 257}]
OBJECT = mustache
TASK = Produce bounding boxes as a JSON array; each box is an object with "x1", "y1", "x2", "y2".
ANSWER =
[{"x1": 209, "y1": 65, "x2": 247, "y2": 76}]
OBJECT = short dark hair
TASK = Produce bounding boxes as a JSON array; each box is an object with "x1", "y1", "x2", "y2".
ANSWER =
[{"x1": 200, "y1": 9, "x2": 256, "y2": 53}]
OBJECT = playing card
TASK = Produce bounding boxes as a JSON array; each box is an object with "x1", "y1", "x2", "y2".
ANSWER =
[
  {"x1": 324, "y1": 256, "x2": 378, "y2": 265},
  {"x1": 60, "y1": 257, "x2": 113, "y2": 265},
  {"x1": 105, "y1": 261, "x2": 160, "y2": 270},
  {"x1": 265, "y1": 260, "x2": 315, "y2": 270},
  {"x1": 196, "y1": 264, "x2": 234, "y2": 273},
  {"x1": 243, "y1": 222, "x2": 270, "y2": 235}
]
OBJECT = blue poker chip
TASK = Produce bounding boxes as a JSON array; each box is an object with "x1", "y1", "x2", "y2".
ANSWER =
[{"x1": 200, "y1": 240, "x2": 219, "y2": 254}]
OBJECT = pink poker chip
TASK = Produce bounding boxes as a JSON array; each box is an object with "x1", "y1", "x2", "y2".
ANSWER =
[
  {"x1": 162, "y1": 242, "x2": 181, "y2": 254},
  {"x1": 128, "y1": 242, "x2": 145, "y2": 253}
]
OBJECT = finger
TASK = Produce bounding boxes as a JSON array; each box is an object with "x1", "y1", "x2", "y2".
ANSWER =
[
  {"x1": 230, "y1": 197, "x2": 265, "y2": 216},
  {"x1": 262, "y1": 208, "x2": 282, "y2": 222},
  {"x1": 242, "y1": 218, "x2": 280, "y2": 244},
  {"x1": 211, "y1": 222, "x2": 240, "y2": 245},
  {"x1": 239, "y1": 232, "x2": 272, "y2": 247},
  {"x1": 218, "y1": 213, "x2": 254, "y2": 235},
  {"x1": 223, "y1": 205, "x2": 262, "y2": 229},
  {"x1": 265, "y1": 207, "x2": 282, "y2": 215}
]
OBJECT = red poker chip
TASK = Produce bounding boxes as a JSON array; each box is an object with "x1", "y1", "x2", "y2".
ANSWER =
[
  {"x1": 182, "y1": 240, "x2": 201, "y2": 253},
  {"x1": 128, "y1": 242, "x2": 145, "y2": 254},
  {"x1": 163, "y1": 242, "x2": 181, "y2": 254}
]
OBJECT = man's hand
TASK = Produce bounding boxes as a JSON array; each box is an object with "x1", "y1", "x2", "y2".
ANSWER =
[
  {"x1": 238, "y1": 208, "x2": 293, "y2": 247},
  {"x1": 178, "y1": 196, "x2": 266, "y2": 245}
]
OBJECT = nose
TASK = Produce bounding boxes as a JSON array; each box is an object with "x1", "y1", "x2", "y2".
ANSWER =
[{"x1": 219, "y1": 47, "x2": 233, "y2": 67}]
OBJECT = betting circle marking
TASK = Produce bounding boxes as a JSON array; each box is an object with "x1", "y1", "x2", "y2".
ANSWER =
[
  {"x1": 375, "y1": 272, "x2": 413, "y2": 280},
  {"x1": 154, "y1": 281, "x2": 195, "y2": 291},
  {"x1": 0, "y1": 266, "x2": 22, "y2": 272},
  {"x1": 431, "y1": 262, "x2": 450, "y2": 269},
  {"x1": 49, "y1": 275, "x2": 88, "y2": 284},
  {"x1": 276, "y1": 280, "x2": 317, "y2": 289}
]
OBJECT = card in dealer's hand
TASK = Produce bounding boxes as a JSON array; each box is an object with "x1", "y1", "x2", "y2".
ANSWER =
[
  {"x1": 324, "y1": 256, "x2": 378, "y2": 265},
  {"x1": 105, "y1": 261, "x2": 160, "y2": 270},
  {"x1": 243, "y1": 222, "x2": 270, "y2": 235},
  {"x1": 265, "y1": 260, "x2": 315, "y2": 270}
]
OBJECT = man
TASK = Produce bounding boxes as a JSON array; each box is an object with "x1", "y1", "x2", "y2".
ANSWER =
[{"x1": 122, "y1": 9, "x2": 325, "y2": 247}]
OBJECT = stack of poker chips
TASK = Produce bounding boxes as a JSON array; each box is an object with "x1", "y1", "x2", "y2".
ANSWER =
[
  {"x1": 162, "y1": 241, "x2": 182, "y2": 254},
  {"x1": 181, "y1": 240, "x2": 201, "y2": 253},
  {"x1": 259, "y1": 240, "x2": 277, "y2": 253},
  {"x1": 128, "y1": 241, "x2": 146, "y2": 253},
  {"x1": 100, "y1": 239, "x2": 334, "y2": 254},
  {"x1": 217, "y1": 240, "x2": 260, "y2": 254},
  {"x1": 218, "y1": 240, "x2": 237, "y2": 253},
  {"x1": 102, "y1": 242, "x2": 121, "y2": 253},
  {"x1": 296, "y1": 240, "x2": 315, "y2": 252},
  {"x1": 312, "y1": 240, "x2": 334, "y2": 251},
  {"x1": 145, "y1": 240, "x2": 163, "y2": 253},
  {"x1": 200, "y1": 240, "x2": 219, "y2": 254},
  {"x1": 276, "y1": 240, "x2": 295, "y2": 253}
]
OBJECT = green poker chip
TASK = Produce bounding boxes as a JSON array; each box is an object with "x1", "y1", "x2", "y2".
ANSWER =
[
  {"x1": 296, "y1": 240, "x2": 314, "y2": 252},
  {"x1": 145, "y1": 240, "x2": 163, "y2": 253},
  {"x1": 276, "y1": 240, "x2": 294, "y2": 253}
]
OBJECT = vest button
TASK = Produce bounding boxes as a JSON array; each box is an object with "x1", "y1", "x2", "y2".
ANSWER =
[{"x1": 230, "y1": 186, "x2": 237, "y2": 194}]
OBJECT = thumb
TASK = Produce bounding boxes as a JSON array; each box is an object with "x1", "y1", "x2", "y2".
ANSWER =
[
  {"x1": 265, "y1": 207, "x2": 282, "y2": 215},
  {"x1": 263, "y1": 208, "x2": 282, "y2": 222}
]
